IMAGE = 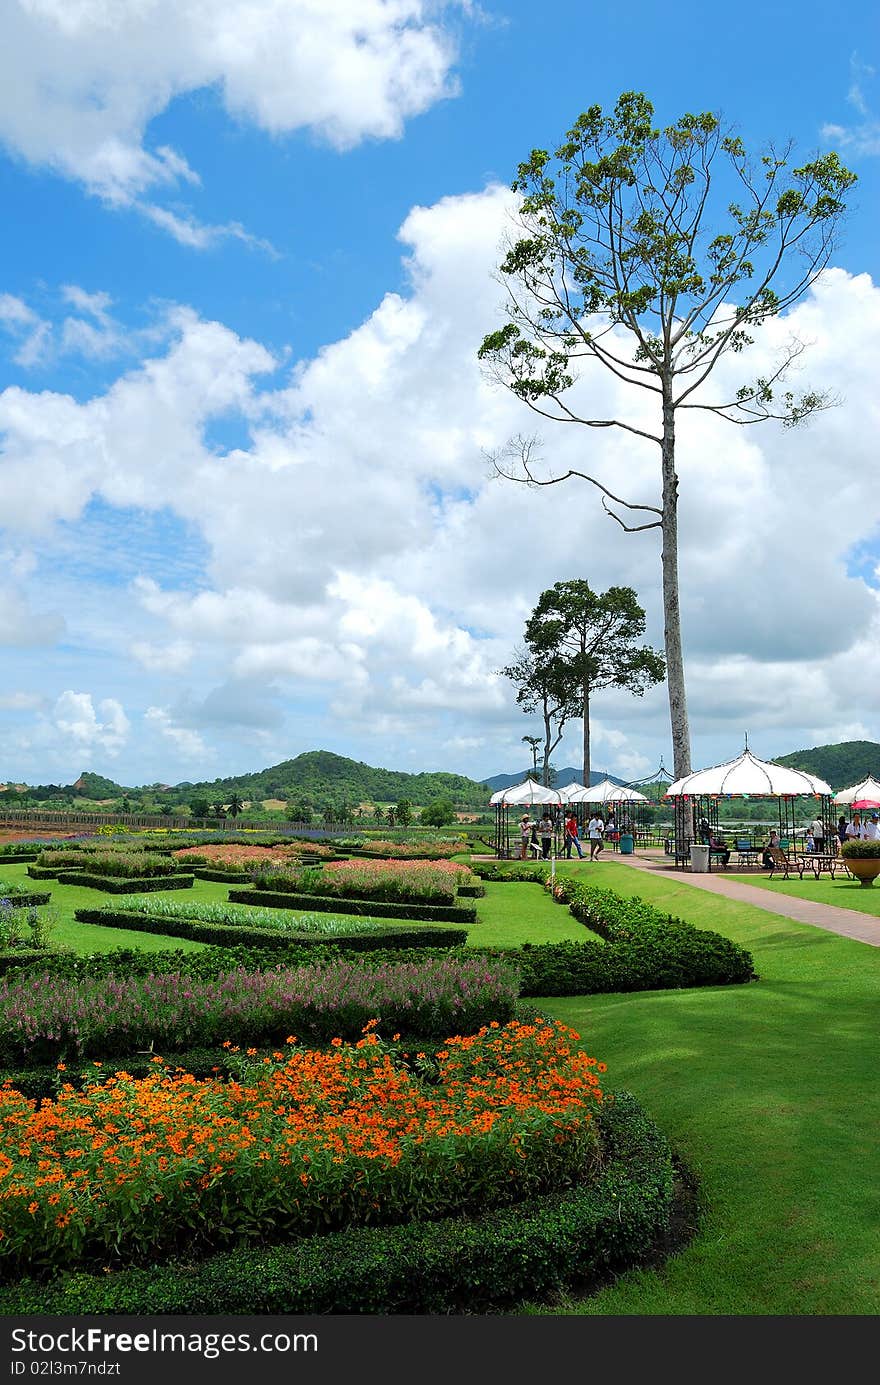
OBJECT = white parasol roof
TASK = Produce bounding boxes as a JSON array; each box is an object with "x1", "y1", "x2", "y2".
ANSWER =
[
  {"x1": 489, "y1": 779, "x2": 563, "y2": 806},
  {"x1": 557, "y1": 780, "x2": 588, "y2": 803},
  {"x1": 665, "y1": 748, "x2": 832, "y2": 799},
  {"x1": 832, "y1": 775, "x2": 880, "y2": 806},
  {"x1": 564, "y1": 778, "x2": 649, "y2": 805}
]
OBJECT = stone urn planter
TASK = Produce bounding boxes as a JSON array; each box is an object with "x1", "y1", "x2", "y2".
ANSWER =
[{"x1": 844, "y1": 856, "x2": 880, "y2": 887}]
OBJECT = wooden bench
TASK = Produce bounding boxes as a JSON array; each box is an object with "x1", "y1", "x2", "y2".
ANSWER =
[{"x1": 766, "y1": 846, "x2": 802, "y2": 880}]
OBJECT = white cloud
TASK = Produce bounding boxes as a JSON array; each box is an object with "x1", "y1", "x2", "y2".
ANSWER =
[
  {"x1": 53, "y1": 691, "x2": 130, "y2": 755},
  {"x1": 0, "y1": 588, "x2": 65, "y2": 646},
  {"x1": 0, "y1": 0, "x2": 467, "y2": 238},
  {"x1": 0, "y1": 692, "x2": 44, "y2": 711},
  {"x1": 144, "y1": 706, "x2": 207, "y2": 759},
  {"x1": 130, "y1": 639, "x2": 194, "y2": 673},
  {"x1": 821, "y1": 52, "x2": 880, "y2": 156}
]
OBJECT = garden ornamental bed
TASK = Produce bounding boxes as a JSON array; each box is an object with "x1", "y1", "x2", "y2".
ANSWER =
[{"x1": 0, "y1": 1018, "x2": 604, "y2": 1279}]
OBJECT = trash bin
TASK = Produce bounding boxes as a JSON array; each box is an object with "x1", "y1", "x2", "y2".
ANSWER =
[
  {"x1": 620, "y1": 833, "x2": 634, "y2": 855},
  {"x1": 689, "y1": 843, "x2": 710, "y2": 872}
]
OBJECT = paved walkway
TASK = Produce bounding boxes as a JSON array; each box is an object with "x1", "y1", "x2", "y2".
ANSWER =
[{"x1": 602, "y1": 851, "x2": 880, "y2": 948}]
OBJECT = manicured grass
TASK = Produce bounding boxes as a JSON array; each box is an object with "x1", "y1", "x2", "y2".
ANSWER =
[
  {"x1": 463, "y1": 870, "x2": 595, "y2": 947},
  {"x1": 728, "y1": 871, "x2": 880, "y2": 917},
  {"x1": 521, "y1": 861, "x2": 880, "y2": 1314}
]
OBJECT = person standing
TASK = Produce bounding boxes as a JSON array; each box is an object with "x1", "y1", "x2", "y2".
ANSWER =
[
  {"x1": 804, "y1": 827, "x2": 815, "y2": 854},
  {"x1": 809, "y1": 813, "x2": 825, "y2": 853},
  {"x1": 865, "y1": 812, "x2": 880, "y2": 841},
  {"x1": 519, "y1": 812, "x2": 533, "y2": 860},
  {"x1": 564, "y1": 811, "x2": 584, "y2": 859},
  {"x1": 837, "y1": 815, "x2": 848, "y2": 850},
  {"x1": 538, "y1": 811, "x2": 554, "y2": 859},
  {"x1": 588, "y1": 813, "x2": 604, "y2": 861}
]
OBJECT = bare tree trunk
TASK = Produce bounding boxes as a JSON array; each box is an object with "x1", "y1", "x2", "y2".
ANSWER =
[
  {"x1": 582, "y1": 682, "x2": 591, "y2": 788},
  {"x1": 660, "y1": 385, "x2": 692, "y2": 779},
  {"x1": 543, "y1": 709, "x2": 552, "y2": 786}
]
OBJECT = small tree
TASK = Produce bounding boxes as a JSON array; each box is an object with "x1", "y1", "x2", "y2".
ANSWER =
[
  {"x1": 189, "y1": 796, "x2": 210, "y2": 819},
  {"x1": 525, "y1": 580, "x2": 665, "y2": 787},
  {"x1": 421, "y1": 797, "x2": 456, "y2": 827},
  {"x1": 500, "y1": 645, "x2": 579, "y2": 786},
  {"x1": 227, "y1": 792, "x2": 244, "y2": 819},
  {"x1": 396, "y1": 799, "x2": 413, "y2": 828},
  {"x1": 479, "y1": 91, "x2": 856, "y2": 777},
  {"x1": 521, "y1": 734, "x2": 542, "y2": 777}
]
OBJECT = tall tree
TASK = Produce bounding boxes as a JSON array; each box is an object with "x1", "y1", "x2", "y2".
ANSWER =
[
  {"x1": 479, "y1": 92, "x2": 855, "y2": 776},
  {"x1": 227, "y1": 792, "x2": 244, "y2": 819},
  {"x1": 525, "y1": 580, "x2": 665, "y2": 787},
  {"x1": 500, "y1": 645, "x2": 579, "y2": 786}
]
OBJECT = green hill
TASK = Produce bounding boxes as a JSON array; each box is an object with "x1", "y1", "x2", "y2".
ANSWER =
[
  {"x1": 186, "y1": 750, "x2": 490, "y2": 808},
  {"x1": 774, "y1": 740, "x2": 880, "y2": 791}
]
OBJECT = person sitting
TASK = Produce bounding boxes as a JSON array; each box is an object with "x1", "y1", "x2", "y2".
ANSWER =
[
  {"x1": 708, "y1": 831, "x2": 730, "y2": 867},
  {"x1": 762, "y1": 828, "x2": 781, "y2": 870},
  {"x1": 698, "y1": 817, "x2": 711, "y2": 844}
]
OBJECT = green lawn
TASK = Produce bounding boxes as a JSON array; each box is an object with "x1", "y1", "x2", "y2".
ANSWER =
[
  {"x1": 522, "y1": 861, "x2": 880, "y2": 1314},
  {"x1": 464, "y1": 871, "x2": 593, "y2": 947}
]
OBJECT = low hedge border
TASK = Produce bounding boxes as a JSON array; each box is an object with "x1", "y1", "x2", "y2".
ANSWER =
[
  {"x1": 228, "y1": 888, "x2": 477, "y2": 924},
  {"x1": 73, "y1": 907, "x2": 468, "y2": 952},
  {"x1": 0, "y1": 852, "x2": 39, "y2": 864},
  {"x1": 0, "y1": 948, "x2": 66, "y2": 977},
  {"x1": 0, "y1": 892, "x2": 51, "y2": 908},
  {"x1": 456, "y1": 883, "x2": 486, "y2": 897},
  {"x1": 26, "y1": 865, "x2": 69, "y2": 880},
  {"x1": 471, "y1": 863, "x2": 549, "y2": 882},
  {"x1": 57, "y1": 872, "x2": 194, "y2": 893},
  {"x1": 0, "y1": 1092, "x2": 673, "y2": 1314}
]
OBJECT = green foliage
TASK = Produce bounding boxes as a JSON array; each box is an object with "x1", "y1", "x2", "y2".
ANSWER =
[
  {"x1": 229, "y1": 887, "x2": 476, "y2": 924},
  {"x1": 0, "y1": 1094, "x2": 671, "y2": 1314},
  {"x1": 840, "y1": 840, "x2": 880, "y2": 858},
  {"x1": 75, "y1": 905, "x2": 469, "y2": 950},
  {"x1": 774, "y1": 740, "x2": 880, "y2": 791},
  {"x1": 420, "y1": 797, "x2": 458, "y2": 827},
  {"x1": 57, "y1": 873, "x2": 194, "y2": 894}
]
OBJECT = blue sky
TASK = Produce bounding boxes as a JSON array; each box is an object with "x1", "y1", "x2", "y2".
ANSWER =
[{"x1": 1, "y1": 0, "x2": 879, "y2": 790}]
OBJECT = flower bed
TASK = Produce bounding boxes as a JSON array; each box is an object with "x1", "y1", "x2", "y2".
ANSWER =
[
  {"x1": 229, "y1": 887, "x2": 476, "y2": 924},
  {"x1": 0, "y1": 1019, "x2": 603, "y2": 1278},
  {"x1": 0, "y1": 1093, "x2": 670, "y2": 1315},
  {"x1": 352, "y1": 839, "x2": 468, "y2": 859},
  {"x1": 171, "y1": 844, "x2": 331, "y2": 868},
  {"x1": 0, "y1": 955, "x2": 520, "y2": 1063},
  {"x1": 94, "y1": 896, "x2": 383, "y2": 934},
  {"x1": 250, "y1": 858, "x2": 476, "y2": 905}
]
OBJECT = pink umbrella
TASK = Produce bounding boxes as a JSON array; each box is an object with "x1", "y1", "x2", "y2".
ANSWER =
[{"x1": 851, "y1": 798, "x2": 880, "y2": 810}]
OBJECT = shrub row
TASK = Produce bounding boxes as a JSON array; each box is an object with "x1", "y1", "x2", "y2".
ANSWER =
[
  {"x1": 74, "y1": 907, "x2": 468, "y2": 951},
  {"x1": 455, "y1": 883, "x2": 485, "y2": 897},
  {"x1": 0, "y1": 892, "x2": 51, "y2": 908},
  {"x1": 0, "y1": 852, "x2": 39, "y2": 864},
  {"x1": 57, "y1": 872, "x2": 194, "y2": 893},
  {"x1": 229, "y1": 888, "x2": 476, "y2": 923},
  {"x1": 501, "y1": 877, "x2": 756, "y2": 995},
  {"x1": 0, "y1": 1094, "x2": 672, "y2": 1314},
  {"x1": 0, "y1": 949, "x2": 66, "y2": 977},
  {"x1": 27, "y1": 865, "x2": 67, "y2": 879},
  {"x1": 470, "y1": 863, "x2": 549, "y2": 882}
]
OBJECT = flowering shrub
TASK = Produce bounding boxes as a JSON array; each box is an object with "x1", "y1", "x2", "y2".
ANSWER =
[
  {"x1": 36, "y1": 850, "x2": 170, "y2": 878},
  {"x1": 170, "y1": 844, "x2": 334, "y2": 869},
  {"x1": 0, "y1": 904, "x2": 55, "y2": 953},
  {"x1": 251, "y1": 858, "x2": 475, "y2": 904},
  {"x1": 0, "y1": 1019, "x2": 603, "y2": 1275},
  {"x1": 359, "y1": 839, "x2": 468, "y2": 859},
  {"x1": 0, "y1": 955, "x2": 519, "y2": 1062}
]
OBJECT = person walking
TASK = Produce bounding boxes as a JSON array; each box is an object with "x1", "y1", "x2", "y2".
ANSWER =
[
  {"x1": 519, "y1": 812, "x2": 533, "y2": 860},
  {"x1": 564, "y1": 811, "x2": 584, "y2": 859},
  {"x1": 588, "y1": 813, "x2": 604, "y2": 861},
  {"x1": 809, "y1": 813, "x2": 825, "y2": 853},
  {"x1": 538, "y1": 811, "x2": 554, "y2": 859}
]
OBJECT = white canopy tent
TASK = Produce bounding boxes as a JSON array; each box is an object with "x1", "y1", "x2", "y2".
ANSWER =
[
  {"x1": 489, "y1": 779, "x2": 563, "y2": 858},
  {"x1": 666, "y1": 749, "x2": 831, "y2": 799},
  {"x1": 564, "y1": 778, "x2": 650, "y2": 806},
  {"x1": 832, "y1": 775, "x2": 880, "y2": 806},
  {"x1": 664, "y1": 748, "x2": 832, "y2": 869}
]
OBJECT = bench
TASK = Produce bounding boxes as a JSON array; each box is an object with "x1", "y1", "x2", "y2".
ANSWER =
[{"x1": 766, "y1": 846, "x2": 802, "y2": 880}]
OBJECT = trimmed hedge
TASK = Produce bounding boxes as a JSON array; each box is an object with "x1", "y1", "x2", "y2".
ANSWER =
[
  {"x1": 456, "y1": 883, "x2": 486, "y2": 897},
  {"x1": 0, "y1": 949, "x2": 66, "y2": 977},
  {"x1": 0, "y1": 892, "x2": 50, "y2": 908},
  {"x1": 0, "y1": 1093, "x2": 673, "y2": 1314},
  {"x1": 27, "y1": 864, "x2": 69, "y2": 880},
  {"x1": 229, "y1": 888, "x2": 476, "y2": 924},
  {"x1": 471, "y1": 863, "x2": 549, "y2": 883},
  {"x1": 74, "y1": 907, "x2": 468, "y2": 952},
  {"x1": 57, "y1": 872, "x2": 194, "y2": 893},
  {"x1": 0, "y1": 852, "x2": 39, "y2": 864}
]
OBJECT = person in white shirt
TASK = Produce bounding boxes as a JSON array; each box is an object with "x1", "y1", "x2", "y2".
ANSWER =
[
  {"x1": 809, "y1": 815, "x2": 825, "y2": 853},
  {"x1": 864, "y1": 813, "x2": 880, "y2": 841},
  {"x1": 587, "y1": 814, "x2": 604, "y2": 861}
]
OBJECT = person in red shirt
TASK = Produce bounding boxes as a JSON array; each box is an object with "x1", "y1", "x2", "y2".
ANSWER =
[{"x1": 564, "y1": 812, "x2": 584, "y2": 859}]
